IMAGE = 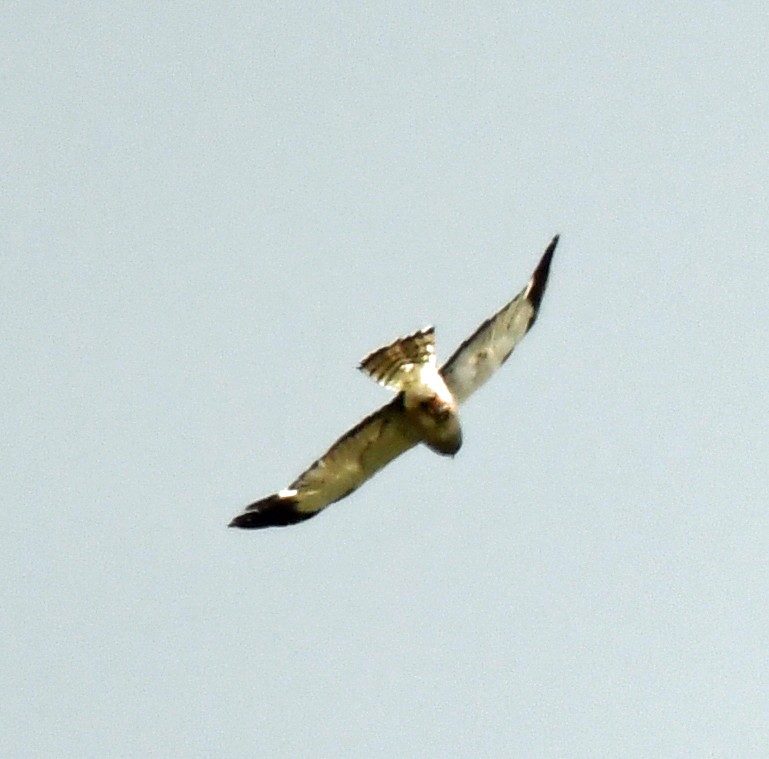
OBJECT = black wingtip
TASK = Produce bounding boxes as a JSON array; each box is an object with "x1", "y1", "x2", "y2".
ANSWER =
[
  {"x1": 228, "y1": 493, "x2": 315, "y2": 529},
  {"x1": 526, "y1": 234, "x2": 559, "y2": 313}
]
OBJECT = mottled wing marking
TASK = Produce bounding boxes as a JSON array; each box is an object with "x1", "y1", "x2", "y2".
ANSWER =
[
  {"x1": 359, "y1": 327, "x2": 436, "y2": 391},
  {"x1": 289, "y1": 395, "x2": 418, "y2": 512},
  {"x1": 440, "y1": 235, "x2": 558, "y2": 404},
  {"x1": 228, "y1": 396, "x2": 419, "y2": 528}
]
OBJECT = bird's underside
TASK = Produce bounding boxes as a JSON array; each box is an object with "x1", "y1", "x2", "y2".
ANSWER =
[{"x1": 229, "y1": 235, "x2": 559, "y2": 529}]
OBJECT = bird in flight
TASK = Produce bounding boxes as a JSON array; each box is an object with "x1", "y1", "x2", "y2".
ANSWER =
[{"x1": 229, "y1": 235, "x2": 559, "y2": 529}]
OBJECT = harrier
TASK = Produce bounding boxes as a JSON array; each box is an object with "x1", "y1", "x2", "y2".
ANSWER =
[{"x1": 229, "y1": 235, "x2": 559, "y2": 529}]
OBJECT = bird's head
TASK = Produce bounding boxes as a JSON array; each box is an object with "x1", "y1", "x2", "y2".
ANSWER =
[{"x1": 406, "y1": 393, "x2": 463, "y2": 456}]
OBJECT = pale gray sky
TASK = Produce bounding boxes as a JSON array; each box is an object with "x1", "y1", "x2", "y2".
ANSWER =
[{"x1": 3, "y1": 3, "x2": 769, "y2": 757}]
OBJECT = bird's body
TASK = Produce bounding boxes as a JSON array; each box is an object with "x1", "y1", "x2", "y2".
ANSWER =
[
  {"x1": 229, "y1": 235, "x2": 559, "y2": 529},
  {"x1": 361, "y1": 325, "x2": 462, "y2": 456}
]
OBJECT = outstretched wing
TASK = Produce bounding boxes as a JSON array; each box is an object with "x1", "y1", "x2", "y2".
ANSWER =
[
  {"x1": 440, "y1": 235, "x2": 558, "y2": 404},
  {"x1": 229, "y1": 396, "x2": 419, "y2": 529}
]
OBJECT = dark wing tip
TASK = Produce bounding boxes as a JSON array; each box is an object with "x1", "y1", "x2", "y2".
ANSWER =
[
  {"x1": 228, "y1": 493, "x2": 315, "y2": 529},
  {"x1": 526, "y1": 234, "x2": 559, "y2": 313}
]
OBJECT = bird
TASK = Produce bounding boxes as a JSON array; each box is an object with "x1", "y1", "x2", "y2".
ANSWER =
[{"x1": 229, "y1": 235, "x2": 559, "y2": 529}]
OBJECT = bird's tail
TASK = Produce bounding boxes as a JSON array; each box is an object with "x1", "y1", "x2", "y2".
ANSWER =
[
  {"x1": 228, "y1": 491, "x2": 314, "y2": 529},
  {"x1": 359, "y1": 327, "x2": 436, "y2": 392}
]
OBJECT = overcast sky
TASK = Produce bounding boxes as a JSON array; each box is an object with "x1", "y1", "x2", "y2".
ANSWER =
[{"x1": 3, "y1": 3, "x2": 769, "y2": 757}]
